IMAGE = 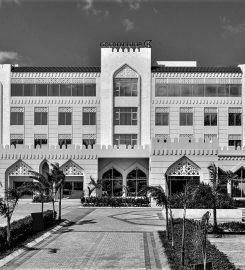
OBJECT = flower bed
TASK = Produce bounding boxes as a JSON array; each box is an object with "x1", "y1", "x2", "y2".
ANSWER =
[
  {"x1": 81, "y1": 196, "x2": 150, "y2": 207},
  {"x1": 159, "y1": 218, "x2": 237, "y2": 270},
  {"x1": 0, "y1": 210, "x2": 56, "y2": 253}
]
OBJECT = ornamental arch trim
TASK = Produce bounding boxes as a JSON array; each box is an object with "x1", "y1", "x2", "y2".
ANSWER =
[
  {"x1": 124, "y1": 162, "x2": 149, "y2": 180},
  {"x1": 60, "y1": 159, "x2": 84, "y2": 176},
  {"x1": 166, "y1": 156, "x2": 200, "y2": 177},
  {"x1": 6, "y1": 159, "x2": 33, "y2": 176},
  {"x1": 99, "y1": 163, "x2": 124, "y2": 179},
  {"x1": 113, "y1": 64, "x2": 139, "y2": 78}
]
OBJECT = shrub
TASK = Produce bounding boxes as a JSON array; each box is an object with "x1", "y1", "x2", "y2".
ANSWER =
[
  {"x1": 159, "y1": 218, "x2": 237, "y2": 270},
  {"x1": 169, "y1": 183, "x2": 236, "y2": 209},
  {"x1": 81, "y1": 196, "x2": 150, "y2": 207},
  {"x1": 0, "y1": 210, "x2": 56, "y2": 252}
]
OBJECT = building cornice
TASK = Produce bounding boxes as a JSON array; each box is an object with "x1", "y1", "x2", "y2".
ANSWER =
[
  {"x1": 10, "y1": 98, "x2": 100, "y2": 105},
  {"x1": 152, "y1": 73, "x2": 242, "y2": 78}
]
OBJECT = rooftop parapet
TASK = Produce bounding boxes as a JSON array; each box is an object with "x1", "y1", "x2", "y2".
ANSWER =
[
  {"x1": 151, "y1": 137, "x2": 219, "y2": 156},
  {"x1": 0, "y1": 144, "x2": 150, "y2": 160}
]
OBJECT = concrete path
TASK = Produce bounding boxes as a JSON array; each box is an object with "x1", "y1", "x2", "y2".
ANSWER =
[
  {"x1": 1, "y1": 207, "x2": 170, "y2": 270},
  {"x1": 209, "y1": 235, "x2": 245, "y2": 270}
]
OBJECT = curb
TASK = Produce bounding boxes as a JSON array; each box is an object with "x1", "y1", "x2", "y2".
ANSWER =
[{"x1": 0, "y1": 219, "x2": 70, "y2": 268}]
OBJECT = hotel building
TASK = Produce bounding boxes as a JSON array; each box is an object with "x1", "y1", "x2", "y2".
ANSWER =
[{"x1": 0, "y1": 45, "x2": 245, "y2": 199}]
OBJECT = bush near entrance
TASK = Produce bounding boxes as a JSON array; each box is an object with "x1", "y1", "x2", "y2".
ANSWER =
[
  {"x1": 0, "y1": 210, "x2": 56, "y2": 253},
  {"x1": 81, "y1": 196, "x2": 150, "y2": 207},
  {"x1": 159, "y1": 218, "x2": 238, "y2": 270}
]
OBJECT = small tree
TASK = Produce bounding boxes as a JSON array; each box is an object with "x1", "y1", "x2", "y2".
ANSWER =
[
  {"x1": 0, "y1": 187, "x2": 24, "y2": 248},
  {"x1": 193, "y1": 211, "x2": 211, "y2": 270},
  {"x1": 207, "y1": 163, "x2": 236, "y2": 232},
  {"x1": 50, "y1": 163, "x2": 65, "y2": 221},
  {"x1": 87, "y1": 177, "x2": 102, "y2": 198}
]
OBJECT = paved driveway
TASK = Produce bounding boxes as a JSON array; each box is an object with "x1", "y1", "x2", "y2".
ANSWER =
[{"x1": 1, "y1": 207, "x2": 170, "y2": 270}]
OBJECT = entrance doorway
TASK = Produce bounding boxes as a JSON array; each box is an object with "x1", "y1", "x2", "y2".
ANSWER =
[
  {"x1": 62, "y1": 176, "x2": 84, "y2": 199},
  {"x1": 168, "y1": 176, "x2": 200, "y2": 194}
]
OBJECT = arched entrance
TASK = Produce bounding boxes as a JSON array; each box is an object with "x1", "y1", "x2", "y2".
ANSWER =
[
  {"x1": 126, "y1": 168, "x2": 147, "y2": 196},
  {"x1": 6, "y1": 159, "x2": 33, "y2": 198},
  {"x1": 60, "y1": 160, "x2": 84, "y2": 199},
  {"x1": 166, "y1": 156, "x2": 200, "y2": 194}
]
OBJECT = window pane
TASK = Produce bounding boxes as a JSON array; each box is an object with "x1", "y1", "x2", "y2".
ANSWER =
[
  {"x1": 60, "y1": 85, "x2": 71, "y2": 96},
  {"x1": 66, "y1": 112, "x2": 72, "y2": 125},
  {"x1": 155, "y1": 84, "x2": 168, "y2": 96},
  {"x1": 230, "y1": 85, "x2": 241, "y2": 97},
  {"x1": 186, "y1": 113, "x2": 193, "y2": 125},
  {"x1": 205, "y1": 85, "x2": 217, "y2": 97},
  {"x1": 114, "y1": 79, "x2": 138, "y2": 96},
  {"x1": 180, "y1": 113, "x2": 186, "y2": 125},
  {"x1": 181, "y1": 85, "x2": 192, "y2": 96},
  {"x1": 34, "y1": 112, "x2": 42, "y2": 125},
  {"x1": 84, "y1": 84, "x2": 96, "y2": 96},
  {"x1": 218, "y1": 85, "x2": 229, "y2": 97},
  {"x1": 83, "y1": 112, "x2": 89, "y2": 125},
  {"x1": 36, "y1": 84, "x2": 48, "y2": 96},
  {"x1": 72, "y1": 84, "x2": 84, "y2": 96},
  {"x1": 236, "y1": 113, "x2": 242, "y2": 125},
  {"x1": 42, "y1": 112, "x2": 48, "y2": 125},
  {"x1": 48, "y1": 84, "x2": 60, "y2": 96},
  {"x1": 156, "y1": 113, "x2": 168, "y2": 125},
  {"x1": 24, "y1": 84, "x2": 35, "y2": 96},
  {"x1": 11, "y1": 84, "x2": 23, "y2": 96},
  {"x1": 193, "y1": 85, "x2": 204, "y2": 97},
  {"x1": 169, "y1": 84, "x2": 180, "y2": 96},
  {"x1": 58, "y1": 112, "x2": 65, "y2": 125}
]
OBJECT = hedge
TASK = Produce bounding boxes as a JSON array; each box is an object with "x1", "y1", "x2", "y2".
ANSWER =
[
  {"x1": 81, "y1": 196, "x2": 150, "y2": 207},
  {"x1": 0, "y1": 210, "x2": 56, "y2": 252},
  {"x1": 159, "y1": 218, "x2": 237, "y2": 270}
]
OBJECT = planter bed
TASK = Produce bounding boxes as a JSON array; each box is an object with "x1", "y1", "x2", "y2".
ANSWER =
[
  {"x1": 0, "y1": 210, "x2": 57, "y2": 259},
  {"x1": 162, "y1": 209, "x2": 242, "y2": 223},
  {"x1": 159, "y1": 218, "x2": 238, "y2": 270}
]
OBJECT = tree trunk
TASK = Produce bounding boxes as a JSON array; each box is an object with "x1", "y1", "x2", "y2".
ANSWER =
[
  {"x1": 58, "y1": 188, "x2": 62, "y2": 221},
  {"x1": 6, "y1": 216, "x2": 11, "y2": 249},
  {"x1": 164, "y1": 204, "x2": 169, "y2": 240},
  {"x1": 169, "y1": 207, "x2": 174, "y2": 248},
  {"x1": 52, "y1": 199, "x2": 56, "y2": 220},
  {"x1": 41, "y1": 201, "x2": 44, "y2": 216},
  {"x1": 181, "y1": 204, "x2": 186, "y2": 268},
  {"x1": 213, "y1": 196, "x2": 218, "y2": 231}
]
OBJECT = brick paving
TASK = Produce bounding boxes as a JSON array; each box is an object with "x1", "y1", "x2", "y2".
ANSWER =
[
  {"x1": 1, "y1": 207, "x2": 170, "y2": 270},
  {"x1": 209, "y1": 235, "x2": 245, "y2": 270}
]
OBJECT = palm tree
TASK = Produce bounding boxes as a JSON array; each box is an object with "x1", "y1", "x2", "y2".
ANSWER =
[
  {"x1": 0, "y1": 187, "x2": 24, "y2": 248},
  {"x1": 29, "y1": 170, "x2": 53, "y2": 216},
  {"x1": 88, "y1": 177, "x2": 102, "y2": 198},
  {"x1": 50, "y1": 163, "x2": 65, "y2": 221},
  {"x1": 207, "y1": 163, "x2": 236, "y2": 231}
]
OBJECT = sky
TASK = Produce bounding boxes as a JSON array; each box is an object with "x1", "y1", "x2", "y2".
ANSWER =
[{"x1": 1, "y1": 0, "x2": 245, "y2": 67}]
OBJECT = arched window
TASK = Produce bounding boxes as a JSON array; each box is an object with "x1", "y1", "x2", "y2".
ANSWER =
[
  {"x1": 232, "y1": 167, "x2": 245, "y2": 198},
  {"x1": 127, "y1": 168, "x2": 147, "y2": 196},
  {"x1": 102, "y1": 168, "x2": 122, "y2": 197}
]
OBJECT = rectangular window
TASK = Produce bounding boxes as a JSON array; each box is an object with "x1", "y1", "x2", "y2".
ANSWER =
[
  {"x1": 179, "y1": 108, "x2": 193, "y2": 126},
  {"x1": 218, "y1": 85, "x2": 229, "y2": 97},
  {"x1": 155, "y1": 108, "x2": 169, "y2": 126},
  {"x1": 36, "y1": 84, "x2": 48, "y2": 96},
  {"x1": 10, "y1": 108, "x2": 24, "y2": 125},
  {"x1": 34, "y1": 107, "x2": 48, "y2": 125},
  {"x1": 72, "y1": 84, "x2": 84, "y2": 96},
  {"x1": 113, "y1": 134, "x2": 137, "y2": 147},
  {"x1": 205, "y1": 85, "x2": 217, "y2": 97},
  {"x1": 58, "y1": 134, "x2": 72, "y2": 149},
  {"x1": 193, "y1": 85, "x2": 205, "y2": 97},
  {"x1": 114, "y1": 107, "x2": 137, "y2": 125},
  {"x1": 84, "y1": 83, "x2": 96, "y2": 96},
  {"x1": 180, "y1": 85, "x2": 193, "y2": 96},
  {"x1": 229, "y1": 108, "x2": 242, "y2": 126},
  {"x1": 168, "y1": 84, "x2": 181, "y2": 96},
  {"x1": 230, "y1": 85, "x2": 241, "y2": 97},
  {"x1": 83, "y1": 134, "x2": 96, "y2": 148},
  {"x1": 229, "y1": 135, "x2": 242, "y2": 149},
  {"x1": 58, "y1": 108, "x2": 72, "y2": 125},
  {"x1": 11, "y1": 84, "x2": 23, "y2": 96},
  {"x1": 10, "y1": 134, "x2": 24, "y2": 148},
  {"x1": 114, "y1": 78, "x2": 138, "y2": 97},
  {"x1": 204, "y1": 134, "x2": 217, "y2": 142},
  {"x1": 83, "y1": 107, "x2": 96, "y2": 125},
  {"x1": 48, "y1": 84, "x2": 60, "y2": 96},
  {"x1": 60, "y1": 85, "x2": 72, "y2": 96},
  {"x1": 23, "y1": 84, "x2": 35, "y2": 96},
  {"x1": 155, "y1": 83, "x2": 168, "y2": 97},
  {"x1": 34, "y1": 134, "x2": 48, "y2": 148},
  {"x1": 204, "y1": 108, "x2": 217, "y2": 126}
]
